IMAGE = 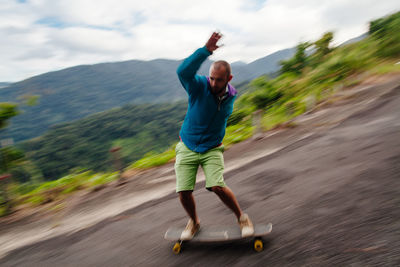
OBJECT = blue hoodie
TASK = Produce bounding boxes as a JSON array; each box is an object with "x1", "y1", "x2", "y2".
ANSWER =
[{"x1": 177, "y1": 46, "x2": 237, "y2": 153}]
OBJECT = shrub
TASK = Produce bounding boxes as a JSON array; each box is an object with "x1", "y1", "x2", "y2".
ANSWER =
[
  {"x1": 130, "y1": 148, "x2": 176, "y2": 169},
  {"x1": 227, "y1": 108, "x2": 249, "y2": 126},
  {"x1": 369, "y1": 11, "x2": 400, "y2": 58},
  {"x1": 223, "y1": 124, "x2": 254, "y2": 146}
]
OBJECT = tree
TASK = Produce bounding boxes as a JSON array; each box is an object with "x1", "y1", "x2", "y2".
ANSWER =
[
  {"x1": 312, "y1": 32, "x2": 334, "y2": 63},
  {"x1": 0, "y1": 103, "x2": 18, "y2": 129},
  {"x1": 0, "y1": 103, "x2": 19, "y2": 215},
  {"x1": 0, "y1": 103, "x2": 19, "y2": 173},
  {"x1": 369, "y1": 11, "x2": 400, "y2": 57},
  {"x1": 280, "y1": 42, "x2": 311, "y2": 75}
]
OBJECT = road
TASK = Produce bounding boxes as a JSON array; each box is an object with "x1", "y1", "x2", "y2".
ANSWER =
[{"x1": 0, "y1": 75, "x2": 399, "y2": 266}]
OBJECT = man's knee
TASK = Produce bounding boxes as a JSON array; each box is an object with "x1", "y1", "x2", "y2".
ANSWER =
[
  {"x1": 210, "y1": 186, "x2": 225, "y2": 194},
  {"x1": 179, "y1": 190, "x2": 193, "y2": 200}
]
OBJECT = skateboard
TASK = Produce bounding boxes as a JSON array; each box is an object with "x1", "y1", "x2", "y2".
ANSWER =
[{"x1": 164, "y1": 223, "x2": 272, "y2": 254}]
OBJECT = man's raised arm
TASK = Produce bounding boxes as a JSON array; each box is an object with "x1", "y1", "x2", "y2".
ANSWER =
[{"x1": 176, "y1": 32, "x2": 223, "y2": 94}]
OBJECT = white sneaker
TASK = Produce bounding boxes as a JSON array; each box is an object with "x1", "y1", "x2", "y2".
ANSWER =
[
  {"x1": 180, "y1": 219, "x2": 200, "y2": 241},
  {"x1": 239, "y1": 213, "x2": 254, "y2": 238}
]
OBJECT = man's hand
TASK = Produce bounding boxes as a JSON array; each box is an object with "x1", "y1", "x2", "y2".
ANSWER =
[{"x1": 205, "y1": 32, "x2": 223, "y2": 53}]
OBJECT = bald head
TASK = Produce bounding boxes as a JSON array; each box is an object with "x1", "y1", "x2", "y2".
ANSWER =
[{"x1": 210, "y1": 60, "x2": 231, "y2": 78}]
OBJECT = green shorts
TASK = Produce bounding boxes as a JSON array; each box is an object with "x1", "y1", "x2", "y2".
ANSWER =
[{"x1": 175, "y1": 141, "x2": 226, "y2": 192}]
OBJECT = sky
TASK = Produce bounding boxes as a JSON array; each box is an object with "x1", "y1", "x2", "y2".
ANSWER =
[{"x1": 0, "y1": 0, "x2": 399, "y2": 82}]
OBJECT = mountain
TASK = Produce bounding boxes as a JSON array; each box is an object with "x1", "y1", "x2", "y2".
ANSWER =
[
  {"x1": 0, "y1": 82, "x2": 11, "y2": 88},
  {"x1": 0, "y1": 48, "x2": 294, "y2": 142},
  {"x1": 339, "y1": 33, "x2": 368, "y2": 46},
  {"x1": 232, "y1": 48, "x2": 296, "y2": 82},
  {"x1": 231, "y1": 61, "x2": 247, "y2": 67},
  {"x1": 1, "y1": 59, "x2": 183, "y2": 141}
]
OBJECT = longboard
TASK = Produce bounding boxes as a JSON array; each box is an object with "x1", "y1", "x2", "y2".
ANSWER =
[{"x1": 164, "y1": 223, "x2": 272, "y2": 254}]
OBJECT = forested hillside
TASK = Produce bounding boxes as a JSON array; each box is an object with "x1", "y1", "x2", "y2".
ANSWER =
[{"x1": 20, "y1": 102, "x2": 187, "y2": 180}]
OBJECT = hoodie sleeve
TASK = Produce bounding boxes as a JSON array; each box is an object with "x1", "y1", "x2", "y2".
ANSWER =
[{"x1": 176, "y1": 46, "x2": 211, "y2": 96}]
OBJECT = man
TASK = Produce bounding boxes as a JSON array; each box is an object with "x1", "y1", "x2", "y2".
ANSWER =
[{"x1": 175, "y1": 32, "x2": 254, "y2": 240}]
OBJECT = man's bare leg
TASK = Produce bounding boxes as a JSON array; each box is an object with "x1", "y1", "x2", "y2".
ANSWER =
[
  {"x1": 211, "y1": 186, "x2": 254, "y2": 237},
  {"x1": 179, "y1": 191, "x2": 200, "y2": 224},
  {"x1": 211, "y1": 186, "x2": 242, "y2": 220}
]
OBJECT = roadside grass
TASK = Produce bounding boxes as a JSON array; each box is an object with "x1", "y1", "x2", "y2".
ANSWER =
[
  {"x1": 0, "y1": 205, "x2": 8, "y2": 216},
  {"x1": 3, "y1": 171, "x2": 119, "y2": 214},
  {"x1": 223, "y1": 123, "x2": 255, "y2": 147},
  {"x1": 369, "y1": 60, "x2": 400, "y2": 74},
  {"x1": 129, "y1": 146, "x2": 176, "y2": 169}
]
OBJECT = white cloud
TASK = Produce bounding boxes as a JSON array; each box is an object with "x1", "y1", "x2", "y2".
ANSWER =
[{"x1": 0, "y1": 0, "x2": 399, "y2": 81}]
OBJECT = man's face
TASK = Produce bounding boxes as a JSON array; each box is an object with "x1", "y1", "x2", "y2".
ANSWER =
[{"x1": 209, "y1": 66, "x2": 232, "y2": 95}]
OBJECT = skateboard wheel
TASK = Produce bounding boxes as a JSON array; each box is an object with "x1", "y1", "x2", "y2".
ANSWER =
[
  {"x1": 173, "y1": 242, "x2": 181, "y2": 254},
  {"x1": 254, "y1": 239, "x2": 263, "y2": 252}
]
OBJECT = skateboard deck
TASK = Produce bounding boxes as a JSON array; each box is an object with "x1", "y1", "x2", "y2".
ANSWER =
[{"x1": 165, "y1": 223, "x2": 272, "y2": 254}]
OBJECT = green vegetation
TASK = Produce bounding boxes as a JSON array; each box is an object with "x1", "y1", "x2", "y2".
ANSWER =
[
  {"x1": 130, "y1": 145, "x2": 176, "y2": 169},
  {"x1": 0, "y1": 102, "x2": 18, "y2": 129},
  {"x1": 229, "y1": 11, "x2": 400, "y2": 132},
  {"x1": 9, "y1": 171, "x2": 118, "y2": 207},
  {"x1": 0, "y1": 102, "x2": 44, "y2": 215},
  {"x1": 20, "y1": 102, "x2": 187, "y2": 180},
  {"x1": 1, "y1": 102, "x2": 20, "y2": 216},
  {"x1": 223, "y1": 123, "x2": 255, "y2": 147},
  {"x1": 369, "y1": 61, "x2": 400, "y2": 74}
]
